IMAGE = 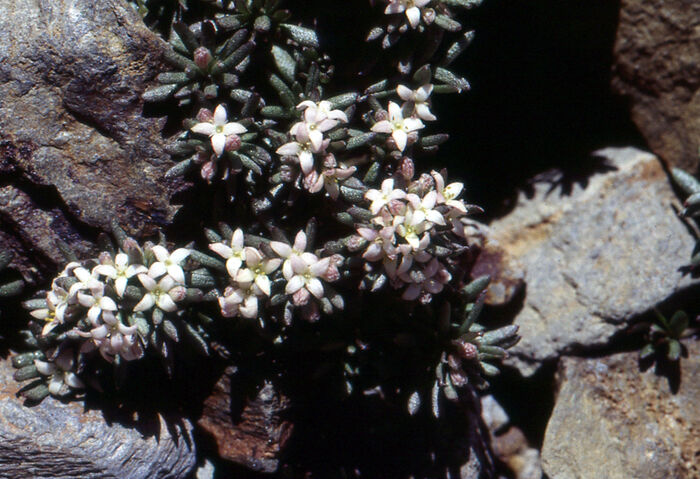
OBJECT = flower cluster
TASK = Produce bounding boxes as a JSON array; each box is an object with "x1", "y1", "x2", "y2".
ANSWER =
[
  {"x1": 355, "y1": 170, "x2": 472, "y2": 302},
  {"x1": 13, "y1": 234, "x2": 201, "y2": 401},
  {"x1": 209, "y1": 228, "x2": 342, "y2": 322},
  {"x1": 277, "y1": 101, "x2": 356, "y2": 197}
]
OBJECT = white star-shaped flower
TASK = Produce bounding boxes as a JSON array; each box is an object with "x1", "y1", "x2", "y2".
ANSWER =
[
  {"x1": 397, "y1": 84, "x2": 436, "y2": 121},
  {"x1": 148, "y1": 245, "x2": 190, "y2": 285},
  {"x1": 191, "y1": 104, "x2": 247, "y2": 156},
  {"x1": 371, "y1": 101, "x2": 425, "y2": 152},
  {"x1": 365, "y1": 178, "x2": 407, "y2": 214}
]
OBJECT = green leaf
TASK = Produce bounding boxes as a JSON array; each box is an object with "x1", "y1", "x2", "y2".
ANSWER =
[
  {"x1": 434, "y1": 67, "x2": 470, "y2": 93},
  {"x1": 142, "y1": 84, "x2": 179, "y2": 102},
  {"x1": 172, "y1": 22, "x2": 199, "y2": 53},
  {"x1": 269, "y1": 73, "x2": 296, "y2": 109},
  {"x1": 0, "y1": 279, "x2": 23, "y2": 297},
  {"x1": 444, "y1": 31, "x2": 476, "y2": 66},
  {"x1": 346, "y1": 132, "x2": 376, "y2": 150},
  {"x1": 280, "y1": 23, "x2": 319, "y2": 48},
  {"x1": 461, "y1": 275, "x2": 490, "y2": 302},
  {"x1": 480, "y1": 361, "x2": 500, "y2": 376},
  {"x1": 442, "y1": 0, "x2": 483, "y2": 8},
  {"x1": 639, "y1": 343, "x2": 656, "y2": 359},
  {"x1": 435, "y1": 14, "x2": 462, "y2": 32},
  {"x1": 327, "y1": 92, "x2": 358, "y2": 109},
  {"x1": 667, "y1": 339, "x2": 682, "y2": 361},
  {"x1": 271, "y1": 45, "x2": 297, "y2": 84},
  {"x1": 671, "y1": 168, "x2": 700, "y2": 195},
  {"x1": 165, "y1": 159, "x2": 194, "y2": 179},
  {"x1": 668, "y1": 310, "x2": 689, "y2": 338}
]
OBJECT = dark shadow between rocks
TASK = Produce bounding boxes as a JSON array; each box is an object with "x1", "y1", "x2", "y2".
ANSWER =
[{"x1": 487, "y1": 360, "x2": 557, "y2": 449}]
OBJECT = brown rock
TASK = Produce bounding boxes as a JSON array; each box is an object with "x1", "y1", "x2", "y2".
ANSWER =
[
  {"x1": 542, "y1": 340, "x2": 700, "y2": 479},
  {"x1": 197, "y1": 368, "x2": 293, "y2": 473},
  {"x1": 470, "y1": 236, "x2": 525, "y2": 307},
  {"x1": 612, "y1": 0, "x2": 700, "y2": 171},
  {"x1": 0, "y1": 0, "x2": 178, "y2": 284}
]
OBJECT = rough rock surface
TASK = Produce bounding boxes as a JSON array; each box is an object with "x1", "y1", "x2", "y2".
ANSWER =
[
  {"x1": 481, "y1": 395, "x2": 542, "y2": 479},
  {"x1": 489, "y1": 147, "x2": 698, "y2": 375},
  {"x1": 0, "y1": 0, "x2": 176, "y2": 284},
  {"x1": 542, "y1": 341, "x2": 700, "y2": 479},
  {"x1": 612, "y1": 0, "x2": 700, "y2": 171},
  {"x1": 0, "y1": 357, "x2": 196, "y2": 479},
  {"x1": 197, "y1": 368, "x2": 293, "y2": 473}
]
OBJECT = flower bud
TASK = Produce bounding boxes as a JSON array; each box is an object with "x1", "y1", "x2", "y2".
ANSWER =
[
  {"x1": 201, "y1": 160, "x2": 217, "y2": 182},
  {"x1": 193, "y1": 47, "x2": 213, "y2": 70},
  {"x1": 422, "y1": 8, "x2": 436, "y2": 25},
  {"x1": 196, "y1": 108, "x2": 213, "y2": 123},
  {"x1": 399, "y1": 157, "x2": 414, "y2": 180},
  {"x1": 224, "y1": 134, "x2": 242, "y2": 152}
]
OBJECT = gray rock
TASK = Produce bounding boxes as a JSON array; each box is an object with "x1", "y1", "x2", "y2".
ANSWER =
[
  {"x1": 489, "y1": 147, "x2": 697, "y2": 375},
  {"x1": 612, "y1": 0, "x2": 700, "y2": 171},
  {"x1": 542, "y1": 341, "x2": 700, "y2": 479},
  {"x1": 481, "y1": 395, "x2": 543, "y2": 479},
  {"x1": 0, "y1": 357, "x2": 196, "y2": 479},
  {"x1": 0, "y1": 0, "x2": 178, "y2": 284}
]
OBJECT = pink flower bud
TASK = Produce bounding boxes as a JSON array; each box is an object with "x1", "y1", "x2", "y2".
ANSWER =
[
  {"x1": 399, "y1": 157, "x2": 414, "y2": 180},
  {"x1": 224, "y1": 134, "x2": 242, "y2": 152},
  {"x1": 201, "y1": 160, "x2": 217, "y2": 182},
  {"x1": 196, "y1": 108, "x2": 213, "y2": 123},
  {"x1": 193, "y1": 47, "x2": 213, "y2": 70}
]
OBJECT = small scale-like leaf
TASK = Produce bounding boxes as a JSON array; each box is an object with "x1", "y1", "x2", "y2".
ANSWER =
[
  {"x1": 271, "y1": 45, "x2": 296, "y2": 84},
  {"x1": 671, "y1": 167, "x2": 700, "y2": 195},
  {"x1": 165, "y1": 159, "x2": 194, "y2": 179},
  {"x1": 142, "y1": 84, "x2": 179, "y2": 102},
  {"x1": 162, "y1": 319, "x2": 179, "y2": 342},
  {"x1": 480, "y1": 361, "x2": 500, "y2": 376},
  {"x1": 172, "y1": 21, "x2": 199, "y2": 53},
  {"x1": 0, "y1": 279, "x2": 23, "y2": 297},
  {"x1": 667, "y1": 339, "x2": 682, "y2": 361},
  {"x1": 346, "y1": 132, "x2": 376, "y2": 150},
  {"x1": 443, "y1": 31, "x2": 476, "y2": 66},
  {"x1": 434, "y1": 14, "x2": 462, "y2": 32},
  {"x1": 434, "y1": 67, "x2": 470, "y2": 93},
  {"x1": 280, "y1": 23, "x2": 319, "y2": 48},
  {"x1": 269, "y1": 73, "x2": 296, "y2": 109},
  {"x1": 639, "y1": 343, "x2": 656, "y2": 359},
  {"x1": 408, "y1": 391, "x2": 421, "y2": 415},
  {"x1": 442, "y1": 0, "x2": 483, "y2": 8},
  {"x1": 327, "y1": 92, "x2": 358, "y2": 109},
  {"x1": 461, "y1": 275, "x2": 490, "y2": 302},
  {"x1": 668, "y1": 310, "x2": 689, "y2": 338}
]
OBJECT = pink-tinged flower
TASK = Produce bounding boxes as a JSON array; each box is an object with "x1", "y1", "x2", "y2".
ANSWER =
[
  {"x1": 78, "y1": 311, "x2": 143, "y2": 362},
  {"x1": 93, "y1": 252, "x2": 147, "y2": 297},
  {"x1": 147, "y1": 245, "x2": 190, "y2": 284},
  {"x1": 357, "y1": 226, "x2": 398, "y2": 262},
  {"x1": 284, "y1": 255, "x2": 332, "y2": 305},
  {"x1": 297, "y1": 100, "x2": 349, "y2": 123},
  {"x1": 365, "y1": 178, "x2": 407, "y2": 214},
  {"x1": 432, "y1": 170, "x2": 468, "y2": 214},
  {"x1": 308, "y1": 163, "x2": 357, "y2": 199},
  {"x1": 385, "y1": 0, "x2": 431, "y2": 29},
  {"x1": 276, "y1": 123, "x2": 330, "y2": 174},
  {"x1": 397, "y1": 84, "x2": 436, "y2": 121},
  {"x1": 34, "y1": 351, "x2": 84, "y2": 396},
  {"x1": 401, "y1": 258, "x2": 451, "y2": 301},
  {"x1": 371, "y1": 102, "x2": 424, "y2": 151},
  {"x1": 235, "y1": 248, "x2": 282, "y2": 296},
  {"x1": 134, "y1": 274, "x2": 185, "y2": 313},
  {"x1": 270, "y1": 231, "x2": 318, "y2": 280},
  {"x1": 77, "y1": 283, "x2": 118, "y2": 324},
  {"x1": 191, "y1": 104, "x2": 247, "y2": 156},
  {"x1": 292, "y1": 101, "x2": 347, "y2": 151},
  {"x1": 406, "y1": 191, "x2": 446, "y2": 226},
  {"x1": 67, "y1": 264, "x2": 101, "y2": 297},
  {"x1": 209, "y1": 228, "x2": 248, "y2": 280},
  {"x1": 394, "y1": 207, "x2": 430, "y2": 250}
]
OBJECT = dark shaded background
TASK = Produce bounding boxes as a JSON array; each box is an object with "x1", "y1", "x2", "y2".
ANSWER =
[{"x1": 315, "y1": 0, "x2": 647, "y2": 219}]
